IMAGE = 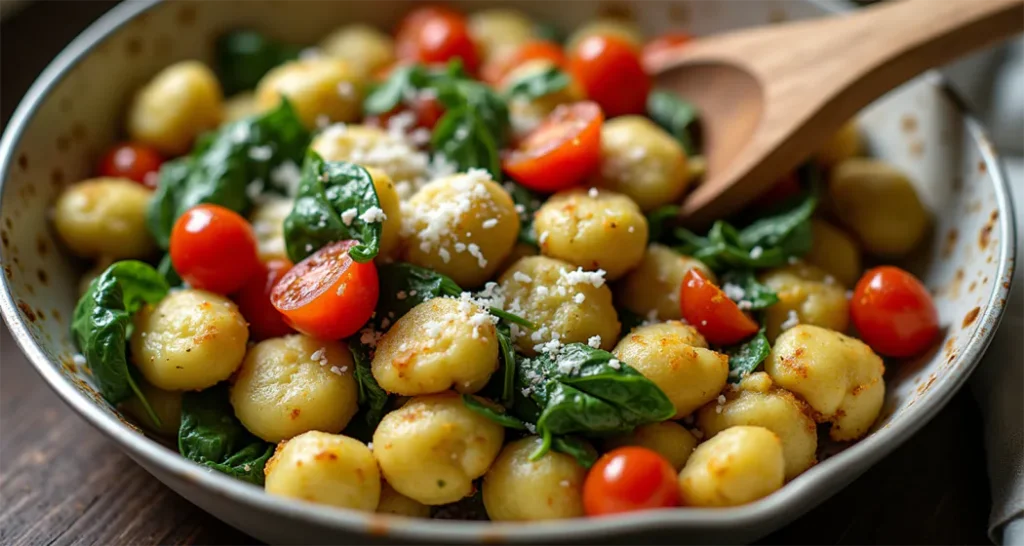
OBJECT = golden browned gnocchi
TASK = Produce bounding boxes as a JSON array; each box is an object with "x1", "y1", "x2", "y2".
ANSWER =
[
  {"x1": 804, "y1": 219, "x2": 862, "y2": 288},
  {"x1": 311, "y1": 124, "x2": 427, "y2": 198},
  {"x1": 121, "y1": 380, "x2": 183, "y2": 437},
  {"x1": 829, "y1": 158, "x2": 929, "y2": 257},
  {"x1": 255, "y1": 58, "x2": 363, "y2": 129},
  {"x1": 230, "y1": 335, "x2": 359, "y2": 442},
  {"x1": 759, "y1": 262, "x2": 850, "y2": 341},
  {"x1": 678, "y1": 426, "x2": 785, "y2": 507},
  {"x1": 248, "y1": 197, "x2": 292, "y2": 262},
  {"x1": 499, "y1": 255, "x2": 620, "y2": 355},
  {"x1": 372, "y1": 392, "x2": 504, "y2": 505},
  {"x1": 127, "y1": 61, "x2": 223, "y2": 155},
  {"x1": 468, "y1": 8, "x2": 536, "y2": 62},
  {"x1": 53, "y1": 178, "x2": 156, "y2": 260},
  {"x1": 377, "y1": 482, "x2": 432, "y2": 518},
  {"x1": 815, "y1": 119, "x2": 863, "y2": 167},
  {"x1": 319, "y1": 24, "x2": 395, "y2": 77},
  {"x1": 402, "y1": 172, "x2": 520, "y2": 287},
  {"x1": 371, "y1": 297, "x2": 499, "y2": 395},
  {"x1": 223, "y1": 92, "x2": 258, "y2": 123},
  {"x1": 697, "y1": 372, "x2": 817, "y2": 480},
  {"x1": 604, "y1": 421, "x2": 698, "y2": 471},
  {"x1": 566, "y1": 18, "x2": 643, "y2": 50},
  {"x1": 533, "y1": 188, "x2": 648, "y2": 280},
  {"x1": 593, "y1": 116, "x2": 691, "y2": 212},
  {"x1": 482, "y1": 436, "x2": 587, "y2": 521},
  {"x1": 265, "y1": 431, "x2": 380, "y2": 510},
  {"x1": 616, "y1": 244, "x2": 715, "y2": 322},
  {"x1": 612, "y1": 321, "x2": 728, "y2": 419},
  {"x1": 130, "y1": 289, "x2": 248, "y2": 391},
  {"x1": 364, "y1": 167, "x2": 402, "y2": 259},
  {"x1": 767, "y1": 325, "x2": 885, "y2": 441}
]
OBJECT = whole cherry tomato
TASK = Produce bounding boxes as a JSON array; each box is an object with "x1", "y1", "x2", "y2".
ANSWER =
[
  {"x1": 583, "y1": 446, "x2": 680, "y2": 516},
  {"x1": 395, "y1": 6, "x2": 480, "y2": 74},
  {"x1": 170, "y1": 204, "x2": 260, "y2": 295},
  {"x1": 641, "y1": 32, "x2": 694, "y2": 63},
  {"x1": 680, "y1": 269, "x2": 759, "y2": 345},
  {"x1": 851, "y1": 266, "x2": 939, "y2": 357},
  {"x1": 97, "y1": 142, "x2": 163, "y2": 189},
  {"x1": 568, "y1": 34, "x2": 650, "y2": 117},
  {"x1": 502, "y1": 101, "x2": 604, "y2": 192},
  {"x1": 481, "y1": 40, "x2": 567, "y2": 86},
  {"x1": 234, "y1": 259, "x2": 295, "y2": 340},
  {"x1": 270, "y1": 240, "x2": 379, "y2": 340}
]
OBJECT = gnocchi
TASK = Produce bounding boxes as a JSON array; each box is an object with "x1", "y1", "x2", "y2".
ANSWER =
[
  {"x1": 53, "y1": 178, "x2": 156, "y2": 260},
  {"x1": 265, "y1": 431, "x2": 380, "y2": 510},
  {"x1": 255, "y1": 58, "x2": 363, "y2": 129},
  {"x1": 319, "y1": 24, "x2": 396, "y2": 77},
  {"x1": 593, "y1": 116, "x2": 691, "y2": 212},
  {"x1": 377, "y1": 482, "x2": 432, "y2": 518},
  {"x1": 759, "y1": 262, "x2": 850, "y2": 341},
  {"x1": 678, "y1": 426, "x2": 785, "y2": 507},
  {"x1": 604, "y1": 421, "x2": 698, "y2": 471},
  {"x1": 468, "y1": 9, "x2": 536, "y2": 62},
  {"x1": 482, "y1": 437, "x2": 587, "y2": 521},
  {"x1": 127, "y1": 61, "x2": 224, "y2": 155},
  {"x1": 616, "y1": 244, "x2": 714, "y2": 322}
]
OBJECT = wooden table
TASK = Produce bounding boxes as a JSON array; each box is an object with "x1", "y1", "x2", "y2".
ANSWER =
[{"x1": 0, "y1": 2, "x2": 994, "y2": 544}]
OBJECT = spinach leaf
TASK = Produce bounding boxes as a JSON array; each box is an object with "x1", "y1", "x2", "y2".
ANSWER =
[
  {"x1": 363, "y1": 62, "x2": 467, "y2": 115},
  {"x1": 431, "y1": 108, "x2": 502, "y2": 179},
  {"x1": 461, "y1": 394, "x2": 528, "y2": 430},
  {"x1": 283, "y1": 151, "x2": 382, "y2": 263},
  {"x1": 533, "y1": 21, "x2": 565, "y2": 44},
  {"x1": 617, "y1": 307, "x2": 646, "y2": 335},
  {"x1": 495, "y1": 323, "x2": 517, "y2": 404},
  {"x1": 551, "y1": 436, "x2": 599, "y2": 469},
  {"x1": 503, "y1": 65, "x2": 570, "y2": 101},
  {"x1": 156, "y1": 253, "x2": 182, "y2": 289},
  {"x1": 505, "y1": 182, "x2": 543, "y2": 246},
  {"x1": 647, "y1": 90, "x2": 702, "y2": 156},
  {"x1": 215, "y1": 29, "x2": 301, "y2": 95},
  {"x1": 71, "y1": 261, "x2": 169, "y2": 423},
  {"x1": 720, "y1": 269, "x2": 779, "y2": 311},
  {"x1": 725, "y1": 328, "x2": 771, "y2": 382},
  {"x1": 375, "y1": 262, "x2": 461, "y2": 324},
  {"x1": 147, "y1": 100, "x2": 310, "y2": 248},
  {"x1": 647, "y1": 204, "x2": 681, "y2": 244},
  {"x1": 350, "y1": 341, "x2": 389, "y2": 430},
  {"x1": 179, "y1": 385, "x2": 274, "y2": 485}
]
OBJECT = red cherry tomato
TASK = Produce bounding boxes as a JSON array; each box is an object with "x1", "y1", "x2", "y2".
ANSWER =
[
  {"x1": 642, "y1": 32, "x2": 694, "y2": 63},
  {"x1": 366, "y1": 95, "x2": 445, "y2": 132},
  {"x1": 97, "y1": 142, "x2": 163, "y2": 189},
  {"x1": 568, "y1": 34, "x2": 650, "y2": 117},
  {"x1": 170, "y1": 204, "x2": 260, "y2": 295},
  {"x1": 396, "y1": 6, "x2": 480, "y2": 74},
  {"x1": 851, "y1": 266, "x2": 939, "y2": 358},
  {"x1": 502, "y1": 101, "x2": 604, "y2": 192},
  {"x1": 234, "y1": 259, "x2": 295, "y2": 340},
  {"x1": 583, "y1": 446, "x2": 680, "y2": 516},
  {"x1": 680, "y1": 269, "x2": 759, "y2": 345},
  {"x1": 481, "y1": 40, "x2": 567, "y2": 86},
  {"x1": 270, "y1": 240, "x2": 379, "y2": 340}
]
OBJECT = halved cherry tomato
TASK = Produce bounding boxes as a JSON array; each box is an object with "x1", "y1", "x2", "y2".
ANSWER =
[
  {"x1": 568, "y1": 34, "x2": 650, "y2": 117},
  {"x1": 366, "y1": 94, "x2": 445, "y2": 132},
  {"x1": 270, "y1": 240, "x2": 379, "y2": 340},
  {"x1": 481, "y1": 40, "x2": 566, "y2": 86},
  {"x1": 583, "y1": 446, "x2": 680, "y2": 516},
  {"x1": 235, "y1": 259, "x2": 295, "y2": 340},
  {"x1": 680, "y1": 269, "x2": 759, "y2": 345},
  {"x1": 502, "y1": 101, "x2": 603, "y2": 192},
  {"x1": 395, "y1": 6, "x2": 480, "y2": 74},
  {"x1": 170, "y1": 204, "x2": 260, "y2": 295},
  {"x1": 851, "y1": 266, "x2": 939, "y2": 358},
  {"x1": 97, "y1": 142, "x2": 163, "y2": 189},
  {"x1": 641, "y1": 32, "x2": 694, "y2": 63}
]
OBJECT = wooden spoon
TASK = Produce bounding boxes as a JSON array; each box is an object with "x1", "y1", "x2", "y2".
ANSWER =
[{"x1": 645, "y1": 0, "x2": 1023, "y2": 227}]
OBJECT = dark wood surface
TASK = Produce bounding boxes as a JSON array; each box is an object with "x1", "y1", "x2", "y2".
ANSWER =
[{"x1": 0, "y1": 2, "x2": 993, "y2": 545}]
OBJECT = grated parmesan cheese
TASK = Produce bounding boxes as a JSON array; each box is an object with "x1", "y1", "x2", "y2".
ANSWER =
[
  {"x1": 587, "y1": 335, "x2": 602, "y2": 348},
  {"x1": 340, "y1": 207, "x2": 359, "y2": 226},
  {"x1": 749, "y1": 246, "x2": 764, "y2": 259},
  {"x1": 780, "y1": 310, "x2": 801, "y2": 331},
  {"x1": 358, "y1": 206, "x2": 387, "y2": 223},
  {"x1": 607, "y1": 358, "x2": 621, "y2": 370}
]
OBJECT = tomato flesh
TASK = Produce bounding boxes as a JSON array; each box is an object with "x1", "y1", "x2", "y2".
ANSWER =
[
  {"x1": 270, "y1": 240, "x2": 379, "y2": 340},
  {"x1": 170, "y1": 204, "x2": 260, "y2": 295},
  {"x1": 396, "y1": 6, "x2": 479, "y2": 74},
  {"x1": 851, "y1": 266, "x2": 939, "y2": 357},
  {"x1": 569, "y1": 34, "x2": 650, "y2": 117},
  {"x1": 680, "y1": 269, "x2": 759, "y2": 345},
  {"x1": 502, "y1": 101, "x2": 603, "y2": 192},
  {"x1": 583, "y1": 446, "x2": 680, "y2": 516},
  {"x1": 482, "y1": 40, "x2": 566, "y2": 86},
  {"x1": 235, "y1": 259, "x2": 295, "y2": 340},
  {"x1": 97, "y1": 142, "x2": 163, "y2": 189},
  {"x1": 366, "y1": 95, "x2": 445, "y2": 133}
]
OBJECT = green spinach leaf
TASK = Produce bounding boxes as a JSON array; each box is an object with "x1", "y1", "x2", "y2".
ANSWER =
[
  {"x1": 505, "y1": 182, "x2": 543, "y2": 246},
  {"x1": 375, "y1": 262, "x2": 461, "y2": 324},
  {"x1": 647, "y1": 204, "x2": 681, "y2": 244},
  {"x1": 431, "y1": 107, "x2": 502, "y2": 178},
  {"x1": 71, "y1": 261, "x2": 169, "y2": 422},
  {"x1": 283, "y1": 150, "x2": 382, "y2": 263},
  {"x1": 725, "y1": 328, "x2": 770, "y2": 382},
  {"x1": 179, "y1": 385, "x2": 274, "y2": 485},
  {"x1": 363, "y1": 62, "x2": 467, "y2": 115},
  {"x1": 461, "y1": 394, "x2": 528, "y2": 430},
  {"x1": 156, "y1": 253, "x2": 182, "y2": 288},
  {"x1": 215, "y1": 30, "x2": 301, "y2": 95},
  {"x1": 647, "y1": 90, "x2": 702, "y2": 156},
  {"x1": 720, "y1": 269, "x2": 779, "y2": 311},
  {"x1": 350, "y1": 341, "x2": 389, "y2": 430},
  {"x1": 147, "y1": 100, "x2": 310, "y2": 248},
  {"x1": 503, "y1": 65, "x2": 570, "y2": 101},
  {"x1": 551, "y1": 436, "x2": 599, "y2": 469},
  {"x1": 533, "y1": 22, "x2": 565, "y2": 44}
]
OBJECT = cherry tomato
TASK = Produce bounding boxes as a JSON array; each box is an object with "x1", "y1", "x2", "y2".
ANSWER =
[
  {"x1": 170, "y1": 204, "x2": 260, "y2": 295},
  {"x1": 583, "y1": 446, "x2": 680, "y2": 516},
  {"x1": 851, "y1": 266, "x2": 939, "y2": 358},
  {"x1": 680, "y1": 269, "x2": 759, "y2": 345},
  {"x1": 481, "y1": 40, "x2": 566, "y2": 86},
  {"x1": 395, "y1": 6, "x2": 480, "y2": 74},
  {"x1": 270, "y1": 240, "x2": 379, "y2": 340},
  {"x1": 97, "y1": 142, "x2": 163, "y2": 188},
  {"x1": 568, "y1": 34, "x2": 651, "y2": 117},
  {"x1": 366, "y1": 94, "x2": 445, "y2": 132},
  {"x1": 502, "y1": 101, "x2": 604, "y2": 192},
  {"x1": 642, "y1": 32, "x2": 694, "y2": 63},
  {"x1": 234, "y1": 259, "x2": 295, "y2": 340}
]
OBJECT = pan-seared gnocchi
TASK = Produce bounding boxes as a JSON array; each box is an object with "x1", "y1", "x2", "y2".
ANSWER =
[
  {"x1": 265, "y1": 431, "x2": 380, "y2": 510},
  {"x1": 759, "y1": 262, "x2": 850, "y2": 341},
  {"x1": 593, "y1": 116, "x2": 691, "y2": 212},
  {"x1": 482, "y1": 437, "x2": 587, "y2": 521},
  {"x1": 53, "y1": 178, "x2": 156, "y2": 260},
  {"x1": 377, "y1": 482, "x2": 432, "y2": 518},
  {"x1": 804, "y1": 219, "x2": 862, "y2": 288},
  {"x1": 311, "y1": 124, "x2": 427, "y2": 195},
  {"x1": 604, "y1": 421, "x2": 698, "y2": 471},
  {"x1": 255, "y1": 58, "x2": 363, "y2": 129},
  {"x1": 616, "y1": 244, "x2": 714, "y2": 322},
  {"x1": 248, "y1": 197, "x2": 292, "y2": 262},
  {"x1": 468, "y1": 8, "x2": 536, "y2": 63},
  {"x1": 678, "y1": 426, "x2": 785, "y2": 507},
  {"x1": 127, "y1": 61, "x2": 223, "y2": 155},
  {"x1": 319, "y1": 24, "x2": 396, "y2": 78}
]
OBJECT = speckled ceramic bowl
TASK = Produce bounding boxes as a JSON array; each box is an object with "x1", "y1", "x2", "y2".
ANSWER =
[{"x1": 0, "y1": 0, "x2": 1016, "y2": 543}]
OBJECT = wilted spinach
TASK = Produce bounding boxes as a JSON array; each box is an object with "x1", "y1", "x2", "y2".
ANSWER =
[
  {"x1": 156, "y1": 253, "x2": 182, "y2": 288},
  {"x1": 350, "y1": 341, "x2": 389, "y2": 430},
  {"x1": 147, "y1": 100, "x2": 310, "y2": 248},
  {"x1": 551, "y1": 436, "x2": 599, "y2": 469},
  {"x1": 647, "y1": 204, "x2": 681, "y2": 244},
  {"x1": 215, "y1": 29, "x2": 301, "y2": 95},
  {"x1": 647, "y1": 90, "x2": 702, "y2": 157},
  {"x1": 374, "y1": 262, "x2": 461, "y2": 324},
  {"x1": 71, "y1": 261, "x2": 169, "y2": 424},
  {"x1": 724, "y1": 327, "x2": 771, "y2": 382},
  {"x1": 505, "y1": 182, "x2": 543, "y2": 246},
  {"x1": 283, "y1": 151, "x2": 382, "y2": 263},
  {"x1": 179, "y1": 385, "x2": 274, "y2": 485},
  {"x1": 461, "y1": 394, "x2": 528, "y2": 430},
  {"x1": 720, "y1": 269, "x2": 779, "y2": 311},
  {"x1": 503, "y1": 65, "x2": 570, "y2": 101}
]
